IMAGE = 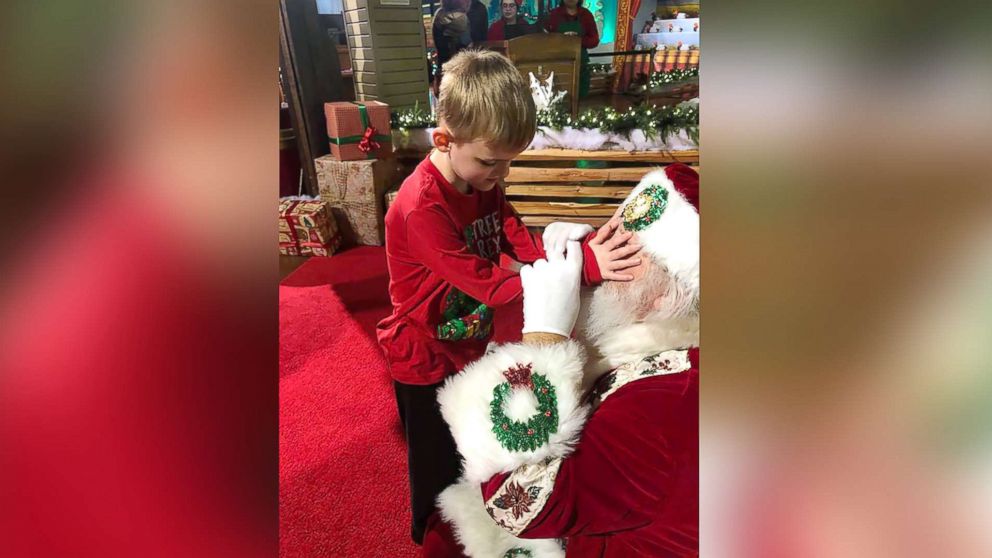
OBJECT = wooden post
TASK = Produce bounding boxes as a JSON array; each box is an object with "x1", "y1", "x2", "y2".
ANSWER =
[
  {"x1": 343, "y1": 0, "x2": 430, "y2": 111},
  {"x1": 280, "y1": 0, "x2": 347, "y2": 197}
]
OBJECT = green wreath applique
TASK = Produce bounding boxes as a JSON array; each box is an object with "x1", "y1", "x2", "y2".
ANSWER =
[
  {"x1": 622, "y1": 183, "x2": 669, "y2": 231},
  {"x1": 436, "y1": 288, "x2": 493, "y2": 341},
  {"x1": 490, "y1": 363, "x2": 559, "y2": 452}
]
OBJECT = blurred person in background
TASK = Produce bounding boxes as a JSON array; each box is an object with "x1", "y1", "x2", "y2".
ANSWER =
[
  {"x1": 488, "y1": 0, "x2": 540, "y2": 41},
  {"x1": 544, "y1": 0, "x2": 599, "y2": 98},
  {"x1": 467, "y1": 0, "x2": 489, "y2": 44},
  {"x1": 433, "y1": 0, "x2": 472, "y2": 89}
]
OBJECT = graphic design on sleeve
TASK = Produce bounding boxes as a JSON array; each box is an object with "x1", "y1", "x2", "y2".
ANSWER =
[{"x1": 436, "y1": 288, "x2": 494, "y2": 341}]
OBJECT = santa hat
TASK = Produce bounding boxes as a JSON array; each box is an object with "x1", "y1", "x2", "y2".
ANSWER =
[{"x1": 618, "y1": 163, "x2": 699, "y2": 293}]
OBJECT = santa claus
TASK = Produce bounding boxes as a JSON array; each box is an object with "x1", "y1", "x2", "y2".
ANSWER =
[{"x1": 422, "y1": 163, "x2": 700, "y2": 557}]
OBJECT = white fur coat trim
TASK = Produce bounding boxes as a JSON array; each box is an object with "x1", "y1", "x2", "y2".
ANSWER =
[
  {"x1": 438, "y1": 480, "x2": 566, "y2": 558},
  {"x1": 438, "y1": 340, "x2": 589, "y2": 484}
]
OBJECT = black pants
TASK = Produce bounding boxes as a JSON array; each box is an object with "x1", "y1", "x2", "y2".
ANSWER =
[{"x1": 394, "y1": 380, "x2": 462, "y2": 545}]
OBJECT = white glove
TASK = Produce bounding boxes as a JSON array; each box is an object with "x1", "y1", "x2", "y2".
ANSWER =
[
  {"x1": 542, "y1": 222, "x2": 594, "y2": 259},
  {"x1": 520, "y1": 241, "x2": 583, "y2": 337}
]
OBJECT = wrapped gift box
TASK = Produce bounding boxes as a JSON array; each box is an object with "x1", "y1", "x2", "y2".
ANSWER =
[
  {"x1": 315, "y1": 155, "x2": 396, "y2": 246},
  {"x1": 324, "y1": 101, "x2": 392, "y2": 161},
  {"x1": 279, "y1": 198, "x2": 342, "y2": 256}
]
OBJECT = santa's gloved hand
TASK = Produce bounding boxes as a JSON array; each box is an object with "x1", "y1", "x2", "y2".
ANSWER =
[
  {"x1": 520, "y1": 241, "x2": 583, "y2": 337},
  {"x1": 542, "y1": 222, "x2": 594, "y2": 258}
]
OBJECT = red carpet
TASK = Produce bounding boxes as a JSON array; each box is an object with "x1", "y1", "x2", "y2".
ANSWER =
[{"x1": 279, "y1": 247, "x2": 523, "y2": 558}]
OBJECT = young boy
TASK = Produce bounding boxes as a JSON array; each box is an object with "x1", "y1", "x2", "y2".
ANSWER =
[{"x1": 376, "y1": 50, "x2": 642, "y2": 545}]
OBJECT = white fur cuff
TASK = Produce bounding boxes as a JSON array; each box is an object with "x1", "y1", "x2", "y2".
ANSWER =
[
  {"x1": 438, "y1": 340, "x2": 589, "y2": 484},
  {"x1": 438, "y1": 480, "x2": 565, "y2": 558}
]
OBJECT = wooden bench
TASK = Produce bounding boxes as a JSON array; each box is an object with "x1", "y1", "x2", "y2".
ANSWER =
[{"x1": 505, "y1": 148, "x2": 699, "y2": 229}]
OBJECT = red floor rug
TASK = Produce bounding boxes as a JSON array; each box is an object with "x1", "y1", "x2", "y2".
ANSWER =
[{"x1": 279, "y1": 247, "x2": 522, "y2": 558}]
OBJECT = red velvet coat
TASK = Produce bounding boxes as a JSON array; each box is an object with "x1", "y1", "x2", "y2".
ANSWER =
[{"x1": 425, "y1": 348, "x2": 699, "y2": 557}]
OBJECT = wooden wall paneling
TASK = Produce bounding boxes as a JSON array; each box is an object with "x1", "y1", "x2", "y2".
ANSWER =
[
  {"x1": 343, "y1": 0, "x2": 430, "y2": 110},
  {"x1": 504, "y1": 149, "x2": 698, "y2": 229}
]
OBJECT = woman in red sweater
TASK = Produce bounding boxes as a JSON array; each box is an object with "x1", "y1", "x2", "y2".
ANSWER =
[{"x1": 544, "y1": 0, "x2": 600, "y2": 97}]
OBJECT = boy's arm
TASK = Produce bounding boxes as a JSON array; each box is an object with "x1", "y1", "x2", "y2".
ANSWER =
[
  {"x1": 406, "y1": 205, "x2": 525, "y2": 308},
  {"x1": 499, "y1": 196, "x2": 603, "y2": 286},
  {"x1": 498, "y1": 195, "x2": 545, "y2": 264}
]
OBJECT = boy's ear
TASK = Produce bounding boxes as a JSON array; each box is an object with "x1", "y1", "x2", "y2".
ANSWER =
[{"x1": 433, "y1": 127, "x2": 452, "y2": 152}]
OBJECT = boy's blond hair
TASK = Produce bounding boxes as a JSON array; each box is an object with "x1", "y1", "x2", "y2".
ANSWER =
[{"x1": 437, "y1": 50, "x2": 537, "y2": 151}]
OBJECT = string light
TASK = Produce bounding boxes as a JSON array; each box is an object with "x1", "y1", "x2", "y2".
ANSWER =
[{"x1": 390, "y1": 96, "x2": 699, "y2": 145}]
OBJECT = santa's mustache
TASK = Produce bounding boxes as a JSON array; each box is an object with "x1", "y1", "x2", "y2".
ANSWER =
[{"x1": 579, "y1": 263, "x2": 697, "y2": 344}]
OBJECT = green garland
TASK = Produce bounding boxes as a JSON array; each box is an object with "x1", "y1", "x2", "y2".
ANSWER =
[
  {"x1": 647, "y1": 67, "x2": 698, "y2": 89},
  {"x1": 589, "y1": 62, "x2": 613, "y2": 75},
  {"x1": 537, "y1": 103, "x2": 699, "y2": 144},
  {"x1": 391, "y1": 101, "x2": 436, "y2": 131},
  {"x1": 392, "y1": 99, "x2": 699, "y2": 145}
]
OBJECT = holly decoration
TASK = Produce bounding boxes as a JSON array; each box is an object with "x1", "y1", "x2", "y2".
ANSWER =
[
  {"x1": 490, "y1": 364, "x2": 559, "y2": 452},
  {"x1": 503, "y1": 549, "x2": 533, "y2": 558}
]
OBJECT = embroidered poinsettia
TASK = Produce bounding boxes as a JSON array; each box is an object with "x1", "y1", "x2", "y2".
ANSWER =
[{"x1": 492, "y1": 482, "x2": 543, "y2": 520}]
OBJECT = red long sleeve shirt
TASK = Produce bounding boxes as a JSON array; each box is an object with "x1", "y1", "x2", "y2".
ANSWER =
[
  {"x1": 544, "y1": 6, "x2": 600, "y2": 49},
  {"x1": 376, "y1": 156, "x2": 602, "y2": 385}
]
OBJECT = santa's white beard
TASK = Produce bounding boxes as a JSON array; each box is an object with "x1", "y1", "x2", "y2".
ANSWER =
[
  {"x1": 582, "y1": 278, "x2": 657, "y2": 343},
  {"x1": 578, "y1": 264, "x2": 699, "y2": 376}
]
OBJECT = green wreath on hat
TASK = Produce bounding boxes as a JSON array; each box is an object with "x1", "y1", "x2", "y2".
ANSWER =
[
  {"x1": 622, "y1": 183, "x2": 669, "y2": 231},
  {"x1": 490, "y1": 364, "x2": 559, "y2": 452}
]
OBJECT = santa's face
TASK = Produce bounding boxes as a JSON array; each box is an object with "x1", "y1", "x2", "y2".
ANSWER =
[
  {"x1": 582, "y1": 256, "x2": 660, "y2": 340},
  {"x1": 580, "y1": 251, "x2": 698, "y2": 346}
]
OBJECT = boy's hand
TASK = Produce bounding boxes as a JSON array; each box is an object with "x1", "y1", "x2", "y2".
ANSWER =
[
  {"x1": 543, "y1": 222, "x2": 594, "y2": 257},
  {"x1": 589, "y1": 218, "x2": 643, "y2": 281}
]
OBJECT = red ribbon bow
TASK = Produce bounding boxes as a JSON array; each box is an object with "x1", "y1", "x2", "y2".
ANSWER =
[{"x1": 358, "y1": 126, "x2": 380, "y2": 154}]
